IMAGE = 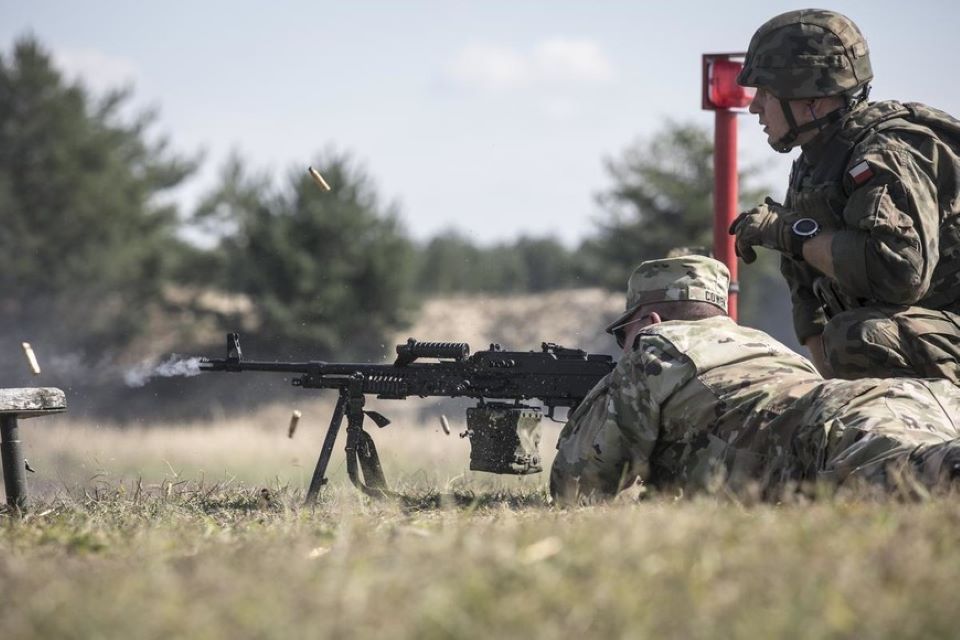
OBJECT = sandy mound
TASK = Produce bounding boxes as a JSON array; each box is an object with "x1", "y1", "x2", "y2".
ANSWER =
[{"x1": 395, "y1": 288, "x2": 623, "y2": 356}]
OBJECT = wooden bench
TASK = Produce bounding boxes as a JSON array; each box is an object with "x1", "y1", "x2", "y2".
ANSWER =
[{"x1": 0, "y1": 388, "x2": 66, "y2": 510}]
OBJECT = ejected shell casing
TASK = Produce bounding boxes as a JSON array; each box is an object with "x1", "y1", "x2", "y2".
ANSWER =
[
  {"x1": 21, "y1": 342, "x2": 40, "y2": 375},
  {"x1": 308, "y1": 166, "x2": 331, "y2": 191},
  {"x1": 440, "y1": 414, "x2": 451, "y2": 436},
  {"x1": 288, "y1": 410, "x2": 302, "y2": 438}
]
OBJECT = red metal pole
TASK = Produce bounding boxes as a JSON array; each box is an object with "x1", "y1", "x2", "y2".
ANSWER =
[{"x1": 713, "y1": 109, "x2": 739, "y2": 320}]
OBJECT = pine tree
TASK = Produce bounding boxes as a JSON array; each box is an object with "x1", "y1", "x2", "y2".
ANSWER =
[
  {"x1": 194, "y1": 151, "x2": 417, "y2": 359},
  {"x1": 0, "y1": 37, "x2": 196, "y2": 356}
]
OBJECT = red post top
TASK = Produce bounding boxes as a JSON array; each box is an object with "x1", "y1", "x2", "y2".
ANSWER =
[{"x1": 701, "y1": 53, "x2": 754, "y2": 111}]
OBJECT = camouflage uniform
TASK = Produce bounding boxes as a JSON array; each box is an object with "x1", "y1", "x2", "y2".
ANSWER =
[
  {"x1": 550, "y1": 257, "x2": 960, "y2": 504},
  {"x1": 735, "y1": 10, "x2": 960, "y2": 382},
  {"x1": 781, "y1": 101, "x2": 960, "y2": 382}
]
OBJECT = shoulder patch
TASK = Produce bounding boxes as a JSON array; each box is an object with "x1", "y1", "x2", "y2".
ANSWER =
[{"x1": 848, "y1": 160, "x2": 874, "y2": 186}]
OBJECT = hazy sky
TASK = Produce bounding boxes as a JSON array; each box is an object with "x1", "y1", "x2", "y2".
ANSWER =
[{"x1": 4, "y1": 1, "x2": 958, "y2": 246}]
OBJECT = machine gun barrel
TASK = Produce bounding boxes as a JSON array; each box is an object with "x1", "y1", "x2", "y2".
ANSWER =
[
  {"x1": 198, "y1": 358, "x2": 315, "y2": 374},
  {"x1": 198, "y1": 332, "x2": 315, "y2": 374}
]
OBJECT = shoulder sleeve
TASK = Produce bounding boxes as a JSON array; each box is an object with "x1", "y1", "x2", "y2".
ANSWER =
[
  {"x1": 550, "y1": 335, "x2": 695, "y2": 504},
  {"x1": 830, "y1": 132, "x2": 941, "y2": 302}
]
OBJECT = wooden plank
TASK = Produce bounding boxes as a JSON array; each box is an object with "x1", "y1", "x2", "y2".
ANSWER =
[{"x1": 0, "y1": 388, "x2": 66, "y2": 417}]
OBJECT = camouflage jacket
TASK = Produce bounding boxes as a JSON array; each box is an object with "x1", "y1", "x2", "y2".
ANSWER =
[
  {"x1": 780, "y1": 101, "x2": 960, "y2": 342},
  {"x1": 551, "y1": 316, "x2": 821, "y2": 501},
  {"x1": 550, "y1": 316, "x2": 960, "y2": 503}
]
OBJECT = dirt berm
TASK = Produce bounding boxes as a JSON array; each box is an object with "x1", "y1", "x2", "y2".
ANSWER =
[{"x1": 394, "y1": 288, "x2": 623, "y2": 356}]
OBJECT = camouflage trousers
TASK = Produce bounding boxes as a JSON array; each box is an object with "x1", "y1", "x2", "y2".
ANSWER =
[
  {"x1": 552, "y1": 377, "x2": 960, "y2": 501},
  {"x1": 780, "y1": 378, "x2": 960, "y2": 491},
  {"x1": 820, "y1": 304, "x2": 960, "y2": 384},
  {"x1": 690, "y1": 379, "x2": 960, "y2": 495}
]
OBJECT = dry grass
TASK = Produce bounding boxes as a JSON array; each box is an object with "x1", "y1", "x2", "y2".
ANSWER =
[
  {"x1": 20, "y1": 402, "x2": 562, "y2": 496},
  {"x1": 3, "y1": 414, "x2": 960, "y2": 639}
]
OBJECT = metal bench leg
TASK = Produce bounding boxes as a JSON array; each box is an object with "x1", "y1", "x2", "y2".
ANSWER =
[{"x1": 0, "y1": 415, "x2": 26, "y2": 511}]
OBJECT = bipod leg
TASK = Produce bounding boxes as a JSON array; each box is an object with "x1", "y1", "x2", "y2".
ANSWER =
[
  {"x1": 355, "y1": 430, "x2": 388, "y2": 488},
  {"x1": 343, "y1": 388, "x2": 393, "y2": 498},
  {"x1": 346, "y1": 426, "x2": 392, "y2": 497},
  {"x1": 304, "y1": 389, "x2": 349, "y2": 505}
]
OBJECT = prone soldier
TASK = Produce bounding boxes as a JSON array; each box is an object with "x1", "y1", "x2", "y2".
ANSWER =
[{"x1": 550, "y1": 256, "x2": 960, "y2": 504}]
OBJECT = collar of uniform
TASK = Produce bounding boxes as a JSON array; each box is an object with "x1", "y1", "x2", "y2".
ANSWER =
[
  {"x1": 798, "y1": 111, "x2": 849, "y2": 165},
  {"x1": 801, "y1": 101, "x2": 911, "y2": 167},
  {"x1": 635, "y1": 314, "x2": 738, "y2": 339}
]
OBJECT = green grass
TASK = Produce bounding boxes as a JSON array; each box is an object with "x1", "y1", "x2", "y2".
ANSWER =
[{"x1": 3, "y1": 417, "x2": 960, "y2": 639}]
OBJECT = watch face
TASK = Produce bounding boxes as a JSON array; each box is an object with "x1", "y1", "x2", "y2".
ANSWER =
[{"x1": 792, "y1": 218, "x2": 819, "y2": 237}]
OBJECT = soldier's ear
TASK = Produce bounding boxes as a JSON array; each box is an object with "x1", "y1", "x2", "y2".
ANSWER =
[{"x1": 647, "y1": 312, "x2": 663, "y2": 325}]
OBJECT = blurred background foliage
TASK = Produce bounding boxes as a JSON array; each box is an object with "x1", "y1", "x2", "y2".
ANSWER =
[
  {"x1": 0, "y1": 36, "x2": 795, "y2": 414},
  {"x1": 190, "y1": 153, "x2": 417, "y2": 359},
  {"x1": 0, "y1": 38, "x2": 197, "y2": 358}
]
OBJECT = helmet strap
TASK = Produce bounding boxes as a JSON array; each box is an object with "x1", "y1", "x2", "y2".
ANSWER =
[
  {"x1": 808, "y1": 104, "x2": 824, "y2": 133},
  {"x1": 770, "y1": 98, "x2": 847, "y2": 153},
  {"x1": 771, "y1": 98, "x2": 801, "y2": 152}
]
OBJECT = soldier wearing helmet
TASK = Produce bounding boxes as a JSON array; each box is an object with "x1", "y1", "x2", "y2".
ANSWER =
[{"x1": 729, "y1": 9, "x2": 960, "y2": 383}]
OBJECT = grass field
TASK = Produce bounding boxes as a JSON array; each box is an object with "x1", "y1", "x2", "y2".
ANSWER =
[{"x1": 3, "y1": 407, "x2": 960, "y2": 639}]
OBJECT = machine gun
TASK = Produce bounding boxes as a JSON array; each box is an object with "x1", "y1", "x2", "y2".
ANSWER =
[{"x1": 199, "y1": 333, "x2": 615, "y2": 502}]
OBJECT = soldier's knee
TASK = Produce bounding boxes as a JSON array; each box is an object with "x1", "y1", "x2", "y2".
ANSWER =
[{"x1": 822, "y1": 310, "x2": 911, "y2": 379}]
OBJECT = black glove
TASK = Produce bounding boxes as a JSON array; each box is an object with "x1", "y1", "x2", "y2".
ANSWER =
[{"x1": 728, "y1": 197, "x2": 803, "y2": 263}]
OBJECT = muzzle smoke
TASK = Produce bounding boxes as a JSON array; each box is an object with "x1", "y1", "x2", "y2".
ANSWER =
[{"x1": 124, "y1": 356, "x2": 203, "y2": 387}]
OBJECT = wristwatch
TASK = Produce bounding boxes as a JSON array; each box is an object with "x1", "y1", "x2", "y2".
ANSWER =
[
  {"x1": 792, "y1": 218, "x2": 820, "y2": 239},
  {"x1": 790, "y1": 218, "x2": 820, "y2": 258}
]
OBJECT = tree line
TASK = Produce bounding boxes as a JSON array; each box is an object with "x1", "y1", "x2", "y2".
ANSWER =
[{"x1": 0, "y1": 36, "x2": 789, "y2": 375}]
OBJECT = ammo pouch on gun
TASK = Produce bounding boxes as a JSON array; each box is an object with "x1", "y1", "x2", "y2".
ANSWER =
[{"x1": 465, "y1": 404, "x2": 542, "y2": 475}]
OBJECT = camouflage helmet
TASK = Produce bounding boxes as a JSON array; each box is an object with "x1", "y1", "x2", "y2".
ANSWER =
[
  {"x1": 738, "y1": 9, "x2": 873, "y2": 99},
  {"x1": 605, "y1": 256, "x2": 730, "y2": 335}
]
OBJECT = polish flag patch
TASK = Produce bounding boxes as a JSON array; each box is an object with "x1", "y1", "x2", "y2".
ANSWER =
[{"x1": 848, "y1": 160, "x2": 874, "y2": 185}]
